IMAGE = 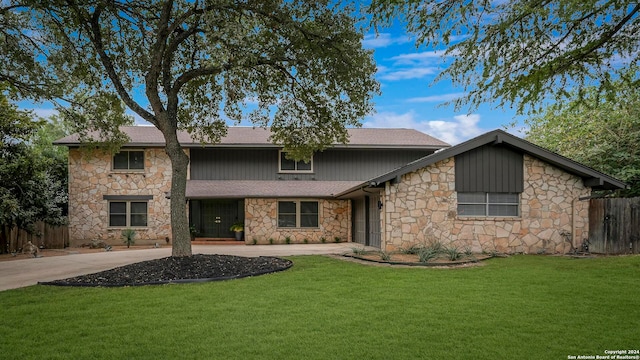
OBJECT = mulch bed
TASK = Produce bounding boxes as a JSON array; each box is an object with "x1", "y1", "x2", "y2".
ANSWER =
[
  {"x1": 39, "y1": 254, "x2": 293, "y2": 287},
  {"x1": 342, "y1": 253, "x2": 493, "y2": 267}
]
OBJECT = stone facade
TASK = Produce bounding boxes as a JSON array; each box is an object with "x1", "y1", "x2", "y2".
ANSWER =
[
  {"x1": 383, "y1": 155, "x2": 590, "y2": 254},
  {"x1": 244, "y1": 198, "x2": 350, "y2": 244},
  {"x1": 67, "y1": 148, "x2": 178, "y2": 246}
]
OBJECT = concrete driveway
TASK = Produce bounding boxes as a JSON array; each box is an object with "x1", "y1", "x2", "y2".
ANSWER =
[{"x1": 0, "y1": 243, "x2": 359, "y2": 291}]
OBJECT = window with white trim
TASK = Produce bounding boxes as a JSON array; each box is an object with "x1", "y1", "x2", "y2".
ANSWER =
[
  {"x1": 279, "y1": 151, "x2": 312, "y2": 173},
  {"x1": 109, "y1": 201, "x2": 148, "y2": 227},
  {"x1": 278, "y1": 201, "x2": 319, "y2": 228},
  {"x1": 457, "y1": 192, "x2": 519, "y2": 217},
  {"x1": 113, "y1": 150, "x2": 144, "y2": 170}
]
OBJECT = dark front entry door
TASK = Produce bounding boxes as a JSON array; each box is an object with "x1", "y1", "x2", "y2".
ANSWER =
[
  {"x1": 200, "y1": 200, "x2": 242, "y2": 238},
  {"x1": 352, "y1": 195, "x2": 382, "y2": 248}
]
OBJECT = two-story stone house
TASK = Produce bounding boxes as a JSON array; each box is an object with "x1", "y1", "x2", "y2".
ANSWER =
[
  {"x1": 55, "y1": 126, "x2": 449, "y2": 247},
  {"x1": 55, "y1": 126, "x2": 625, "y2": 254}
]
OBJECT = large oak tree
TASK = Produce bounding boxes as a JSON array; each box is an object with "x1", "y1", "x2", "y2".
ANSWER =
[{"x1": 20, "y1": 0, "x2": 378, "y2": 256}]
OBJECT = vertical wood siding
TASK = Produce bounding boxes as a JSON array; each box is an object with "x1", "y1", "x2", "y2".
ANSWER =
[
  {"x1": 190, "y1": 148, "x2": 433, "y2": 181},
  {"x1": 454, "y1": 144, "x2": 524, "y2": 193}
]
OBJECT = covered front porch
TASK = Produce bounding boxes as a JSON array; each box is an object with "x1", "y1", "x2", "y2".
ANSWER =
[{"x1": 189, "y1": 198, "x2": 245, "y2": 241}]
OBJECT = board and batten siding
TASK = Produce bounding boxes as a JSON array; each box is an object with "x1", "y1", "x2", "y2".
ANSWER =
[
  {"x1": 454, "y1": 144, "x2": 524, "y2": 193},
  {"x1": 190, "y1": 148, "x2": 434, "y2": 181}
]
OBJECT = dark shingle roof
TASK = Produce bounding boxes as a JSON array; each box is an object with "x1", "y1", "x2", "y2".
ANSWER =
[
  {"x1": 186, "y1": 180, "x2": 363, "y2": 199},
  {"x1": 337, "y1": 129, "x2": 627, "y2": 196},
  {"x1": 54, "y1": 126, "x2": 450, "y2": 149}
]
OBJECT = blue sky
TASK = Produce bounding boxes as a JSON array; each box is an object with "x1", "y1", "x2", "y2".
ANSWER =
[
  {"x1": 360, "y1": 26, "x2": 524, "y2": 145},
  {"x1": 19, "y1": 18, "x2": 525, "y2": 146}
]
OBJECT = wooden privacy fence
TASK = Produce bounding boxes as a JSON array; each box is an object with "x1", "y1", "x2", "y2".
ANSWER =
[
  {"x1": 589, "y1": 197, "x2": 640, "y2": 254},
  {"x1": 0, "y1": 222, "x2": 69, "y2": 254}
]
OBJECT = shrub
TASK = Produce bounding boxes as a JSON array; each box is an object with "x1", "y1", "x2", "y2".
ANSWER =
[
  {"x1": 418, "y1": 248, "x2": 438, "y2": 263},
  {"x1": 321, "y1": 237, "x2": 327, "y2": 243},
  {"x1": 121, "y1": 229, "x2": 136, "y2": 248},
  {"x1": 426, "y1": 240, "x2": 443, "y2": 253},
  {"x1": 351, "y1": 246, "x2": 367, "y2": 255},
  {"x1": 285, "y1": 236, "x2": 291, "y2": 244},
  {"x1": 464, "y1": 246, "x2": 473, "y2": 257},
  {"x1": 334, "y1": 237, "x2": 341, "y2": 243},
  {"x1": 269, "y1": 238, "x2": 274, "y2": 245},
  {"x1": 445, "y1": 246, "x2": 462, "y2": 261},
  {"x1": 401, "y1": 244, "x2": 424, "y2": 255},
  {"x1": 379, "y1": 250, "x2": 391, "y2": 261}
]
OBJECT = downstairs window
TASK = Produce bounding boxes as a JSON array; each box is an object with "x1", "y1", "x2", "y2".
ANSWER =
[{"x1": 457, "y1": 192, "x2": 519, "y2": 217}]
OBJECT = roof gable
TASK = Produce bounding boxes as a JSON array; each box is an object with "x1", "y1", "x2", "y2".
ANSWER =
[{"x1": 354, "y1": 129, "x2": 626, "y2": 193}]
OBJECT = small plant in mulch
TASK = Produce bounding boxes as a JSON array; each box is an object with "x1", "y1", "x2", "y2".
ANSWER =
[
  {"x1": 444, "y1": 246, "x2": 462, "y2": 261},
  {"x1": 351, "y1": 246, "x2": 368, "y2": 255},
  {"x1": 400, "y1": 243, "x2": 425, "y2": 255},
  {"x1": 121, "y1": 229, "x2": 136, "y2": 248},
  {"x1": 334, "y1": 237, "x2": 341, "y2": 243},
  {"x1": 417, "y1": 248, "x2": 438, "y2": 263},
  {"x1": 346, "y1": 241, "x2": 492, "y2": 266},
  {"x1": 285, "y1": 236, "x2": 291, "y2": 244}
]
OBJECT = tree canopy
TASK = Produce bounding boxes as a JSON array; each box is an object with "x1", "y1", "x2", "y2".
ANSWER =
[
  {"x1": 0, "y1": 94, "x2": 68, "y2": 254},
  {"x1": 526, "y1": 82, "x2": 640, "y2": 197},
  {"x1": 368, "y1": 0, "x2": 640, "y2": 114},
  {"x1": 17, "y1": 0, "x2": 379, "y2": 256}
]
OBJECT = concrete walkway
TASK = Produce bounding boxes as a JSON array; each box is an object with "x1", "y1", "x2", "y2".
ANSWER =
[{"x1": 0, "y1": 243, "x2": 360, "y2": 291}]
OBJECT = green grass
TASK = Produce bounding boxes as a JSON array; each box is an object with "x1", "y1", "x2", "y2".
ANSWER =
[{"x1": 1, "y1": 255, "x2": 639, "y2": 359}]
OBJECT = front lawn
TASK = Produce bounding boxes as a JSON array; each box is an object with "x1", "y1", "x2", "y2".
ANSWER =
[{"x1": 0, "y1": 255, "x2": 638, "y2": 359}]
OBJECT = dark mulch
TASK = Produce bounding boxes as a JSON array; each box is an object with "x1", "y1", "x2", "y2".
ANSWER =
[{"x1": 39, "y1": 254, "x2": 293, "y2": 287}]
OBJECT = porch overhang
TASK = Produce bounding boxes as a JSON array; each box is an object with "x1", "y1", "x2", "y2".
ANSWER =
[{"x1": 185, "y1": 180, "x2": 363, "y2": 199}]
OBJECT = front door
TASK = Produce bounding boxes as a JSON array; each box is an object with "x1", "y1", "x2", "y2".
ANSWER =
[
  {"x1": 199, "y1": 200, "x2": 243, "y2": 238},
  {"x1": 352, "y1": 195, "x2": 382, "y2": 248}
]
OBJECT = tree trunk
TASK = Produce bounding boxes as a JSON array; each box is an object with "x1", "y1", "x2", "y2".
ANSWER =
[{"x1": 164, "y1": 135, "x2": 192, "y2": 257}]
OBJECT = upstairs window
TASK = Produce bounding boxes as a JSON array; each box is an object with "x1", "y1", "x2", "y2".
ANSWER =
[
  {"x1": 457, "y1": 192, "x2": 519, "y2": 217},
  {"x1": 113, "y1": 150, "x2": 144, "y2": 170},
  {"x1": 279, "y1": 151, "x2": 312, "y2": 173}
]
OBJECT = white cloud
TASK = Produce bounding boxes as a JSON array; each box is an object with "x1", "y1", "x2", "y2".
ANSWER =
[
  {"x1": 363, "y1": 111, "x2": 485, "y2": 145},
  {"x1": 21, "y1": 108, "x2": 58, "y2": 119},
  {"x1": 406, "y1": 92, "x2": 466, "y2": 103},
  {"x1": 362, "y1": 33, "x2": 411, "y2": 48},
  {"x1": 388, "y1": 49, "x2": 458, "y2": 65},
  {"x1": 379, "y1": 67, "x2": 438, "y2": 81}
]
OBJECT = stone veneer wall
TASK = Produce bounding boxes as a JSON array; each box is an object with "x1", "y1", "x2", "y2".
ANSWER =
[
  {"x1": 67, "y1": 148, "x2": 178, "y2": 246},
  {"x1": 244, "y1": 198, "x2": 350, "y2": 244},
  {"x1": 383, "y1": 155, "x2": 590, "y2": 254}
]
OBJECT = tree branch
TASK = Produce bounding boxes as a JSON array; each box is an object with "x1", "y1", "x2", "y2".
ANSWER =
[
  {"x1": 145, "y1": 0, "x2": 173, "y2": 121},
  {"x1": 72, "y1": 2, "x2": 156, "y2": 124}
]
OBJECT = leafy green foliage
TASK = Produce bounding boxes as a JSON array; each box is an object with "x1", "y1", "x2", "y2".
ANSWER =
[
  {"x1": 121, "y1": 229, "x2": 136, "y2": 248},
  {"x1": 369, "y1": 0, "x2": 640, "y2": 114},
  {"x1": 0, "y1": 6, "x2": 61, "y2": 99},
  {"x1": 417, "y1": 248, "x2": 437, "y2": 263},
  {"x1": 0, "y1": 93, "x2": 68, "y2": 242},
  {"x1": 526, "y1": 82, "x2": 640, "y2": 196}
]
